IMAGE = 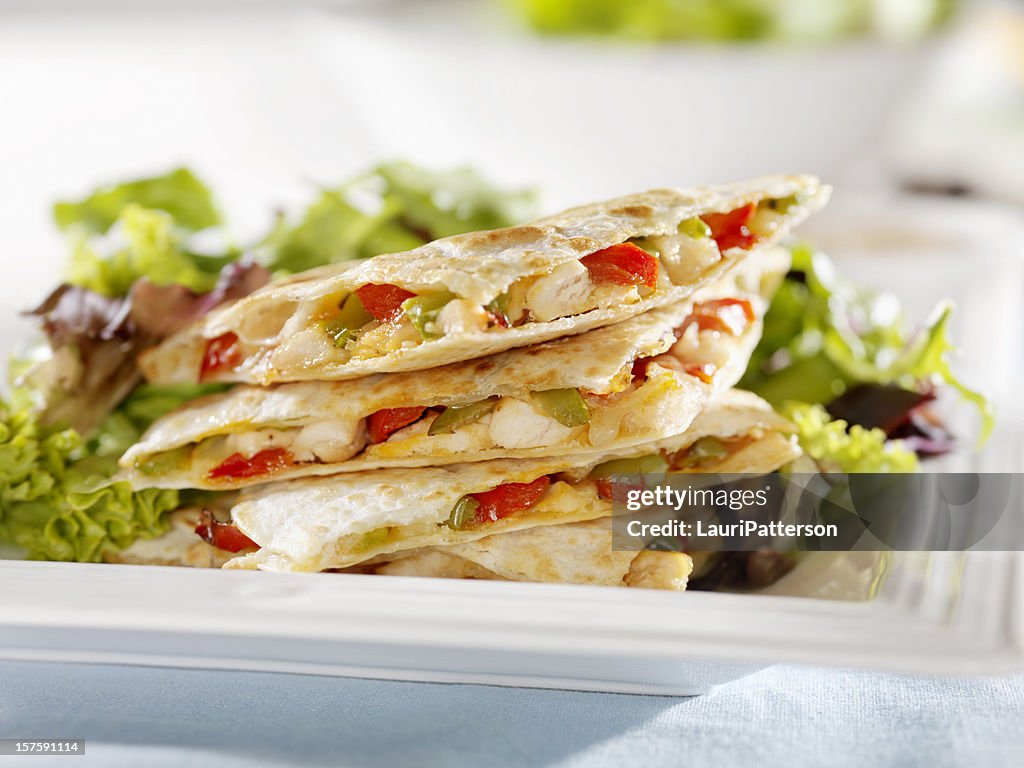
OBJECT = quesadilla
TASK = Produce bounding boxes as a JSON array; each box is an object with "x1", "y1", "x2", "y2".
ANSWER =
[
  {"x1": 139, "y1": 176, "x2": 827, "y2": 386},
  {"x1": 120, "y1": 249, "x2": 788, "y2": 490},
  {"x1": 220, "y1": 390, "x2": 800, "y2": 573}
]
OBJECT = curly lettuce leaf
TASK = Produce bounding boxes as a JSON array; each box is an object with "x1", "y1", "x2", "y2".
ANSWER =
[
  {"x1": 54, "y1": 167, "x2": 220, "y2": 235},
  {"x1": 782, "y1": 402, "x2": 920, "y2": 473},
  {"x1": 263, "y1": 161, "x2": 537, "y2": 273},
  {"x1": 0, "y1": 399, "x2": 180, "y2": 561},
  {"x1": 742, "y1": 245, "x2": 992, "y2": 443},
  {"x1": 0, "y1": 380, "x2": 223, "y2": 561}
]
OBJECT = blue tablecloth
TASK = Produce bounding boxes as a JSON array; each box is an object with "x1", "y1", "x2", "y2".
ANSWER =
[{"x1": 1, "y1": 661, "x2": 1022, "y2": 767}]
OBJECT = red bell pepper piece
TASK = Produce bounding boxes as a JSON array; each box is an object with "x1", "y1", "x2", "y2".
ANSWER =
[
  {"x1": 681, "y1": 298, "x2": 756, "y2": 336},
  {"x1": 199, "y1": 332, "x2": 242, "y2": 381},
  {"x1": 355, "y1": 283, "x2": 417, "y2": 322},
  {"x1": 580, "y1": 243, "x2": 658, "y2": 289},
  {"x1": 700, "y1": 203, "x2": 758, "y2": 251},
  {"x1": 194, "y1": 509, "x2": 257, "y2": 552},
  {"x1": 367, "y1": 406, "x2": 427, "y2": 443},
  {"x1": 208, "y1": 447, "x2": 295, "y2": 481},
  {"x1": 471, "y1": 476, "x2": 551, "y2": 523}
]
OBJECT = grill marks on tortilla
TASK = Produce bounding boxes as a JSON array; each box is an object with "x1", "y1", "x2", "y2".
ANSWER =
[
  {"x1": 609, "y1": 204, "x2": 654, "y2": 218},
  {"x1": 475, "y1": 225, "x2": 548, "y2": 249}
]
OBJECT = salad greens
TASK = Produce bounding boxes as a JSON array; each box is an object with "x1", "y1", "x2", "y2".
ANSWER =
[
  {"x1": 0, "y1": 164, "x2": 989, "y2": 563},
  {"x1": 261, "y1": 161, "x2": 537, "y2": 274},
  {"x1": 781, "y1": 402, "x2": 919, "y2": 473},
  {"x1": 0, "y1": 385, "x2": 212, "y2": 562},
  {"x1": 55, "y1": 167, "x2": 236, "y2": 298},
  {"x1": 741, "y1": 244, "x2": 993, "y2": 451},
  {"x1": 506, "y1": 0, "x2": 958, "y2": 42},
  {"x1": 66, "y1": 204, "x2": 226, "y2": 298},
  {"x1": 1, "y1": 162, "x2": 534, "y2": 561},
  {"x1": 57, "y1": 162, "x2": 537, "y2": 296},
  {"x1": 55, "y1": 167, "x2": 220, "y2": 236},
  {"x1": 21, "y1": 261, "x2": 270, "y2": 437}
]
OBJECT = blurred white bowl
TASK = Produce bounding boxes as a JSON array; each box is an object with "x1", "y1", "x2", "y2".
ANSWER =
[{"x1": 311, "y1": 3, "x2": 937, "y2": 206}]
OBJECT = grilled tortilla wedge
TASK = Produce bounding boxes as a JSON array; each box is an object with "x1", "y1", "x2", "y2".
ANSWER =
[{"x1": 139, "y1": 176, "x2": 827, "y2": 385}]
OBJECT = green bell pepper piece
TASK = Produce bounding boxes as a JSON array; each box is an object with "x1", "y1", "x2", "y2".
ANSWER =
[
  {"x1": 325, "y1": 293, "x2": 373, "y2": 347},
  {"x1": 590, "y1": 453, "x2": 669, "y2": 478},
  {"x1": 679, "y1": 217, "x2": 712, "y2": 239},
  {"x1": 133, "y1": 444, "x2": 193, "y2": 477},
  {"x1": 677, "y1": 436, "x2": 730, "y2": 469},
  {"x1": 428, "y1": 399, "x2": 497, "y2": 436},
  {"x1": 358, "y1": 526, "x2": 391, "y2": 551},
  {"x1": 403, "y1": 291, "x2": 456, "y2": 339},
  {"x1": 530, "y1": 388, "x2": 590, "y2": 427},
  {"x1": 766, "y1": 194, "x2": 805, "y2": 214},
  {"x1": 446, "y1": 496, "x2": 480, "y2": 530}
]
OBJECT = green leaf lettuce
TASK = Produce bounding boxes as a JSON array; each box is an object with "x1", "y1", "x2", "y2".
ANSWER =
[
  {"x1": 54, "y1": 167, "x2": 220, "y2": 235},
  {"x1": 65, "y1": 204, "x2": 223, "y2": 298},
  {"x1": 0, "y1": 383, "x2": 225, "y2": 562},
  {"x1": 262, "y1": 161, "x2": 537, "y2": 273},
  {"x1": 742, "y1": 245, "x2": 993, "y2": 443},
  {"x1": 781, "y1": 401, "x2": 920, "y2": 474}
]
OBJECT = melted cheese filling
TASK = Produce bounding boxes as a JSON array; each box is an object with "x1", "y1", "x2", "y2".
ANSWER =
[
  {"x1": 154, "y1": 314, "x2": 747, "y2": 481},
  {"x1": 259, "y1": 242, "x2": 685, "y2": 372}
]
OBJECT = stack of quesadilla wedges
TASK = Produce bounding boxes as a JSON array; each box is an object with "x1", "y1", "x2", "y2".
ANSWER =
[{"x1": 116, "y1": 175, "x2": 829, "y2": 591}]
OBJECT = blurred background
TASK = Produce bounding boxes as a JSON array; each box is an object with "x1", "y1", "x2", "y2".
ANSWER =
[{"x1": 1, "y1": 0, "x2": 1022, "y2": 395}]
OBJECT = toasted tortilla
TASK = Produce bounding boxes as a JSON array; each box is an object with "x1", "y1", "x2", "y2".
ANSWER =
[
  {"x1": 375, "y1": 550, "x2": 506, "y2": 581},
  {"x1": 224, "y1": 390, "x2": 800, "y2": 573},
  {"x1": 376, "y1": 522, "x2": 694, "y2": 591},
  {"x1": 120, "y1": 249, "x2": 788, "y2": 490},
  {"x1": 140, "y1": 176, "x2": 827, "y2": 385}
]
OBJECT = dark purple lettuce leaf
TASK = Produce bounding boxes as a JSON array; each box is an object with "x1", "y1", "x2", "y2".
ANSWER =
[
  {"x1": 27, "y1": 283, "x2": 133, "y2": 345},
  {"x1": 21, "y1": 260, "x2": 269, "y2": 434},
  {"x1": 130, "y1": 259, "x2": 269, "y2": 339},
  {"x1": 825, "y1": 383, "x2": 954, "y2": 457}
]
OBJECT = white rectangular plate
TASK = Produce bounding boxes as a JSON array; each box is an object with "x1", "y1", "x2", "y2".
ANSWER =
[
  {"x1": 2, "y1": 198, "x2": 1023, "y2": 695},
  {"x1": 0, "y1": 550, "x2": 1021, "y2": 696}
]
